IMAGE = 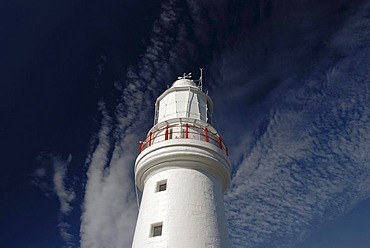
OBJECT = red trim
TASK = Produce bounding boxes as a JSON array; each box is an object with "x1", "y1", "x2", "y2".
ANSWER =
[
  {"x1": 165, "y1": 125, "x2": 169, "y2": 140},
  {"x1": 185, "y1": 123, "x2": 189, "y2": 138},
  {"x1": 139, "y1": 123, "x2": 228, "y2": 156}
]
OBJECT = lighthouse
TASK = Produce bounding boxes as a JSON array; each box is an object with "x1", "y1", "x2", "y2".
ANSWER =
[{"x1": 132, "y1": 72, "x2": 232, "y2": 248}]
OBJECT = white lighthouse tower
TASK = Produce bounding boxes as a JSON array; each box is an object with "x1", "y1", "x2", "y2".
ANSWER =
[{"x1": 132, "y1": 72, "x2": 232, "y2": 248}]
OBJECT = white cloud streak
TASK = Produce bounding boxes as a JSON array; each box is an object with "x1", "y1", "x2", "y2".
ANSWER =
[
  {"x1": 80, "y1": 1, "x2": 370, "y2": 248},
  {"x1": 32, "y1": 152, "x2": 76, "y2": 247},
  {"x1": 53, "y1": 154, "x2": 75, "y2": 215},
  {"x1": 80, "y1": 101, "x2": 138, "y2": 248},
  {"x1": 222, "y1": 2, "x2": 370, "y2": 247},
  {"x1": 80, "y1": 1, "x2": 200, "y2": 247}
]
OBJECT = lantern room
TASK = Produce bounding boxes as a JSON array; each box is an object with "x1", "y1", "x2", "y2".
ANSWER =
[{"x1": 153, "y1": 78, "x2": 213, "y2": 125}]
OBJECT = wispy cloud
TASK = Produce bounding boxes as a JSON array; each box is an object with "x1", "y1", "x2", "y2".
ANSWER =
[
  {"x1": 222, "y1": 1, "x2": 370, "y2": 247},
  {"x1": 80, "y1": 0, "x2": 370, "y2": 248},
  {"x1": 32, "y1": 152, "x2": 76, "y2": 247},
  {"x1": 53, "y1": 154, "x2": 75, "y2": 215},
  {"x1": 80, "y1": 100, "x2": 139, "y2": 248},
  {"x1": 80, "y1": 1, "x2": 203, "y2": 247}
]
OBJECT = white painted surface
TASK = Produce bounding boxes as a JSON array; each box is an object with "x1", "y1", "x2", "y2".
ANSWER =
[
  {"x1": 171, "y1": 78, "x2": 196, "y2": 87},
  {"x1": 157, "y1": 90, "x2": 207, "y2": 122},
  {"x1": 135, "y1": 139, "x2": 231, "y2": 192},
  {"x1": 132, "y1": 76, "x2": 231, "y2": 248},
  {"x1": 155, "y1": 79, "x2": 212, "y2": 124},
  {"x1": 132, "y1": 168, "x2": 231, "y2": 248}
]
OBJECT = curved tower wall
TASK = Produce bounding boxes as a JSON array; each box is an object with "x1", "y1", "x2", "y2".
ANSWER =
[{"x1": 132, "y1": 77, "x2": 232, "y2": 248}]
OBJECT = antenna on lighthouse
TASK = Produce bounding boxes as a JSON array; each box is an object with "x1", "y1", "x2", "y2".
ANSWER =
[{"x1": 198, "y1": 68, "x2": 203, "y2": 91}]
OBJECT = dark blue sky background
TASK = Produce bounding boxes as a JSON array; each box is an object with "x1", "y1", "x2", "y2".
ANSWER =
[
  {"x1": 2, "y1": 1, "x2": 158, "y2": 246},
  {"x1": 2, "y1": 0, "x2": 370, "y2": 247}
]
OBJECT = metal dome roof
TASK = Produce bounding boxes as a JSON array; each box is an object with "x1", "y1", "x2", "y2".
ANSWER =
[{"x1": 171, "y1": 78, "x2": 197, "y2": 88}]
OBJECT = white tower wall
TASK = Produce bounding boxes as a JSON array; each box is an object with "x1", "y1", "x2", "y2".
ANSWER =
[
  {"x1": 132, "y1": 168, "x2": 230, "y2": 248},
  {"x1": 132, "y1": 76, "x2": 232, "y2": 248}
]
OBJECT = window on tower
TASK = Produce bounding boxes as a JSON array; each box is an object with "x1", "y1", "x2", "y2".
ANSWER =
[
  {"x1": 151, "y1": 223, "x2": 163, "y2": 237},
  {"x1": 159, "y1": 183, "x2": 166, "y2": 191},
  {"x1": 206, "y1": 104, "x2": 212, "y2": 124},
  {"x1": 168, "y1": 128, "x2": 173, "y2": 139},
  {"x1": 156, "y1": 180, "x2": 167, "y2": 192}
]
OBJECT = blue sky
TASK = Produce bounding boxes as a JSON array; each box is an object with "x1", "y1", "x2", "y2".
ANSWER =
[{"x1": 2, "y1": 0, "x2": 370, "y2": 247}]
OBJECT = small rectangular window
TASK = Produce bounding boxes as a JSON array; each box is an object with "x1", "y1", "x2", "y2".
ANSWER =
[
  {"x1": 151, "y1": 223, "x2": 163, "y2": 237},
  {"x1": 158, "y1": 183, "x2": 166, "y2": 191},
  {"x1": 156, "y1": 180, "x2": 167, "y2": 192},
  {"x1": 168, "y1": 128, "x2": 173, "y2": 139},
  {"x1": 153, "y1": 225, "x2": 162, "y2": 236}
]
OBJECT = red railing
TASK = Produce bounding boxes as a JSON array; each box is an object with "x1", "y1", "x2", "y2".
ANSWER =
[{"x1": 139, "y1": 122, "x2": 228, "y2": 156}]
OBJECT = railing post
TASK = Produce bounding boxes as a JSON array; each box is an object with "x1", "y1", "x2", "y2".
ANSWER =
[
  {"x1": 139, "y1": 141, "x2": 143, "y2": 153},
  {"x1": 165, "y1": 125, "x2": 169, "y2": 140},
  {"x1": 218, "y1": 136, "x2": 222, "y2": 150},
  {"x1": 149, "y1": 132, "x2": 152, "y2": 146},
  {"x1": 205, "y1": 128, "x2": 209, "y2": 142},
  {"x1": 185, "y1": 123, "x2": 189, "y2": 139},
  {"x1": 226, "y1": 147, "x2": 228, "y2": 156}
]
